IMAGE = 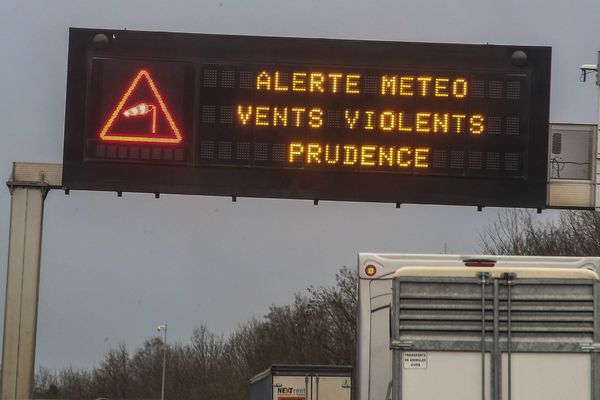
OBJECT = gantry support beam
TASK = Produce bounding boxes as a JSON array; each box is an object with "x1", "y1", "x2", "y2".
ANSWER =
[{"x1": 1, "y1": 163, "x2": 61, "y2": 400}]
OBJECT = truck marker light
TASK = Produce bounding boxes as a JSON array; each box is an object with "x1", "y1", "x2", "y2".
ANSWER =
[
  {"x1": 365, "y1": 265, "x2": 377, "y2": 276},
  {"x1": 464, "y1": 259, "x2": 496, "y2": 267}
]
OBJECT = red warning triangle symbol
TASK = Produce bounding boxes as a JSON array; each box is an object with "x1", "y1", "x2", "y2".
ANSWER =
[{"x1": 100, "y1": 69, "x2": 183, "y2": 144}]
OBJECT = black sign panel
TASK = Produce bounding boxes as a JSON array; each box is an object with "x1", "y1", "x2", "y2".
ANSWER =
[{"x1": 63, "y1": 28, "x2": 551, "y2": 207}]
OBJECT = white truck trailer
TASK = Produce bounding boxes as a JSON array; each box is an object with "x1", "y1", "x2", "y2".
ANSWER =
[
  {"x1": 357, "y1": 253, "x2": 600, "y2": 400},
  {"x1": 250, "y1": 365, "x2": 352, "y2": 400}
]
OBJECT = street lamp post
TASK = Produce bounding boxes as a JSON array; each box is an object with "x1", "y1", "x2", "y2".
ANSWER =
[{"x1": 157, "y1": 324, "x2": 167, "y2": 400}]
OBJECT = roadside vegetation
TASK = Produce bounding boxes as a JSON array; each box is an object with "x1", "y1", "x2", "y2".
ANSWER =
[
  {"x1": 33, "y1": 267, "x2": 356, "y2": 399},
  {"x1": 479, "y1": 209, "x2": 600, "y2": 256}
]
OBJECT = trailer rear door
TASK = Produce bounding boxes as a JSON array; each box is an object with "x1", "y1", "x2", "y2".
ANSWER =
[
  {"x1": 390, "y1": 267, "x2": 599, "y2": 400},
  {"x1": 312, "y1": 376, "x2": 351, "y2": 400}
]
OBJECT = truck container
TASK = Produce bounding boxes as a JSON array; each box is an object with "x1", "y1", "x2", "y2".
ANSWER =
[
  {"x1": 357, "y1": 253, "x2": 600, "y2": 400},
  {"x1": 250, "y1": 365, "x2": 352, "y2": 400}
]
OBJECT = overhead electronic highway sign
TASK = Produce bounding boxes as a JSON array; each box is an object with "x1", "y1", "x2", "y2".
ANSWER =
[{"x1": 63, "y1": 28, "x2": 551, "y2": 207}]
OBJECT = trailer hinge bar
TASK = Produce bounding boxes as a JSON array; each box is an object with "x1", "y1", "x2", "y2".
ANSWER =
[
  {"x1": 579, "y1": 343, "x2": 600, "y2": 352},
  {"x1": 390, "y1": 340, "x2": 413, "y2": 349}
]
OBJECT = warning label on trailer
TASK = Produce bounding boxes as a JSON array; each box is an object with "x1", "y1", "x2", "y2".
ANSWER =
[{"x1": 403, "y1": 352, "x2": 427, "y2": 369}]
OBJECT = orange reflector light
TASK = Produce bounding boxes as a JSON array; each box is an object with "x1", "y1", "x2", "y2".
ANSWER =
[
  {"x1": 365, "y1": 265, "x2": 377, "y2": 276},
  {"x1": 464, "y1": 259, "x2": 496, "y2": 267}
]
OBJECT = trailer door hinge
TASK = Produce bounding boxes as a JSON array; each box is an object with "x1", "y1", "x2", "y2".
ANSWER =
[
  {"x1": 390, "y1": 340, "x2": 413, "y2": 349},
  {"x1": 579, "y1": 343, "x2": 600, "y2": 352}
]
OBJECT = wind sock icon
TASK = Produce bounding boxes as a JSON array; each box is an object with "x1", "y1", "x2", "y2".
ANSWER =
[{"x1": 123, "y1": 103, "x2": 157, "y2": 134}]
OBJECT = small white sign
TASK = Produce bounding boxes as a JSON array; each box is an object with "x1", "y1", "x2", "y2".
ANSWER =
[{"x1": 403, "y1": 351, "x2": 427, "y2": 369}]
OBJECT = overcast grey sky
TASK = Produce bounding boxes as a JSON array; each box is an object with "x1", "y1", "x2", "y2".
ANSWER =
[{"x1": 1, "y1": 0, "x2": 599, "y2": 370}]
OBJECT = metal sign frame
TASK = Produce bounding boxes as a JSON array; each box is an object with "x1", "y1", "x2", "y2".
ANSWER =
[{"x1": 63, "y1": 28, "x2": 551, "y2": 208}]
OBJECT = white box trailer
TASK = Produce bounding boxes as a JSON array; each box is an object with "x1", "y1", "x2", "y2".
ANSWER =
[
  {"x1": 357, "y1": 254, "x2": 600, "y2": 400},
  {"x1": 250, "y1": 365, "x2": 352, "y2": 400}
]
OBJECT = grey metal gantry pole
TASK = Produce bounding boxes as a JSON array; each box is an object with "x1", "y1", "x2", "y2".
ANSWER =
[{"x1": 1, "y1": 163, "x2": 62, "y2": 400}]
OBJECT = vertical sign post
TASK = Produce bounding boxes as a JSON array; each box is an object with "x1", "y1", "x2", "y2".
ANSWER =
[{"x1": 1, "y1": 163, "x2": 61, "y2": 400}]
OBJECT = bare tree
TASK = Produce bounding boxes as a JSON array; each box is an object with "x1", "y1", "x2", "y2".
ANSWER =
[
  {"x1": 479, "y1": 209, "x2": 600, "y2": 256},
  {"x1": 56, "y1": 367, "x2": 93, "y2": 399},
  {"x1": 33, "y1": 367, "x2": 59, "y2": 398},
  {"x1": 307, "y1": 266, "x2": 357, "y2": 364},
  {"x1": 93, "y1": 343, "x2": 132, "y2": 399}
]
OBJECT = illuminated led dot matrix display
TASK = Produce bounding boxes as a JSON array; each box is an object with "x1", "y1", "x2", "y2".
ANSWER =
[{"x1": 63, "y1": 29, "x2": 550, "y2": 208}]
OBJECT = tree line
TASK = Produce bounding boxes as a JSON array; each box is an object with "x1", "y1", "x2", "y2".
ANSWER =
[
  {"x1": 479, "y1": 209, "x2": 600, "y2": 256},
  {"x1": 32, "y1": 267, "x2": 356, "y2": 400}
]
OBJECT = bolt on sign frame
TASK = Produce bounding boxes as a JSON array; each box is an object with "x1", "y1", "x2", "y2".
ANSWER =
[{"x1": 63, "y1": 28, "x2": 551, "y2": 208}]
